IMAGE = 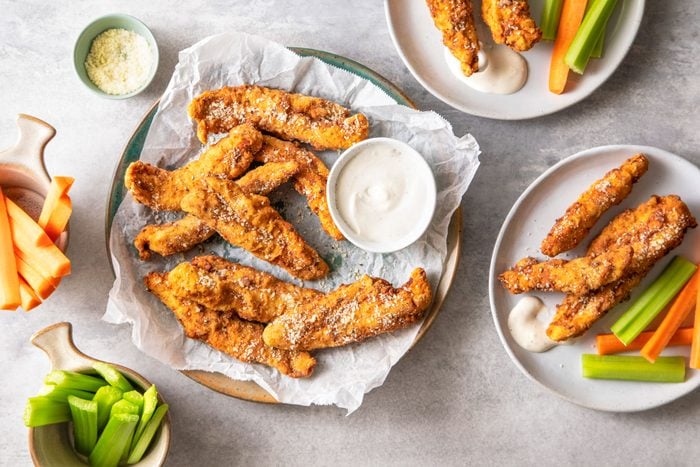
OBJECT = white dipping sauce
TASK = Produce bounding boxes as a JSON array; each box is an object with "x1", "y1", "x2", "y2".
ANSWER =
[
  {"x1": 334, "y1": 143, "x2": 433, "y2": 246},
  {"x1": 508, "y1": 297, "x2": 558, "y2": 353},
  {"x1": 444, "y1": 44, "x2": 528, "y2": 95}
]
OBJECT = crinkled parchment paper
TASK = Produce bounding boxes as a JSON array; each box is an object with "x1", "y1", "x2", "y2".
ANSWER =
[{"x1": 105, "y1": 32, "x2": 479, "y2": 413}]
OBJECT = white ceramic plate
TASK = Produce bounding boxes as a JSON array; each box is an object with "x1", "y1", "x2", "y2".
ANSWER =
[
  {"x1": 489, "y1": 145, "x2": 700, "y2": 411},
  {"x1": 385, "y1": 0, "x2": 645, "y2": 119}
]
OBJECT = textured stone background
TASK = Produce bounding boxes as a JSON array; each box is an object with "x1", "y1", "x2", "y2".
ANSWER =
[{"x1": 1, "y1": 1, "x2": 699, "y2": 465}]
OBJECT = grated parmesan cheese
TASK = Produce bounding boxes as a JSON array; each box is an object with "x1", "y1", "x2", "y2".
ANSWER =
[{"x1": 85, "y1": 28, "x2": 152, "y2": 95}]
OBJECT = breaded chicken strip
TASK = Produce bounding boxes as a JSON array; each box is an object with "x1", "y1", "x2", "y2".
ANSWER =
[
  {"x1": 481, "y1": 0, "x2": 542, "y2": 52},
  {"x1": 167, "y1": 255, "x2": 322, "y2": 323},
  {"x1": 541, "y1": 154, "x2": 649, "y2": 257},
  {"x1": 188, "y1": 85, "x2": 369, "y2": 150},
  {"x1": 125, "y1": 124, "x2": 262, "y2": 211},
  {"x1": 262, "y1": 268, "x2": 433, "y2": 350},
  {"x1": 426, "y1": 0, "x2": 480, "y2": 76},
  {"x1": 133, "y1": 161, "x2": 300, "y2": 260},
  {"x1": 499, "y1": 245, "x2": 634, "y2": 296},
  {"x1": 181, "y1": 177, "x2": 329, "y2": 281},
  {"x1": 547, "y1": 195, "x2": 697, "y2": 341},
  {"x1": 145, "y1": 272, "x2": 316, "y2": 378},
  {"x1": 255, "y1": 136, "x2": 343, "y2": 240}
]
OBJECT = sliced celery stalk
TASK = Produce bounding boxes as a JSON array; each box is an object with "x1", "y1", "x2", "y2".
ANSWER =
[
  {"x1": 110, "y1": 399, "x2": 139, "y2": 417},
  {"x1": 67, "y1": 395, "x2": 98, "y2": 456},
  {"x1": 131, "y1": 385, "x2": 158, "y2": 450},
  {"x1": 127, "y1": 404, "x2": 169, "y2": 464},
  {"x1": 38, "y1": 384, "x2": 94, "y2": 402},
  {"x1": 89, "y1": 413, "x2": 139, "y2": 467},
  {"x1": 44, "y1": 370, "x2": 106, "y2": 393},
  {"x1": 93, "y1": 385, "x2": 123, "y2": 431},
  {"x1": 93, "y1": 362, "x2": 134, "y2": 392},
  {"x1": 123, "y1": 390, "x2": 144, "y2": 413},
  {"x1": 611, "y1": 256, "x2": 697, "y2": 345},
  {"x1": 24, "y1": 396, "x2": 71, "y2": 427},
  {"x1": 590, "y1": 24, "x2": 606, "y2": 58},
  {"x1": 565, "y1": 0, "x2": 619, "y2": 74},
  {"x1": 541, "y1": 0, "x2": 565, "y2": 41},
  {"x1": 582, "y1": 354, "x2": 686, "y2": 382}
]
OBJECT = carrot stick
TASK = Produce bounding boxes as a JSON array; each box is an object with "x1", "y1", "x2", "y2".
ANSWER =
[
  {"x1": 596, "y1": 328, "x2": 694, "y2": 355},
  {"x1": 39, "y1": 176, "x2": 74, "y2": 241},
  {"x1": 5, "y1": 197, "x2": 53, "y2": 247},
  {"x1": 10, "y1": 221, "x2": 71, "y2": 278},
  {"x1": 0, "y1": 188, "x2": 21, "y2": 310},
  {"x1": 15, "y1": 255, "x2": 57, "y2": 300},
  {"x1": 640, "y1": 268, "x2": 700, "y2": 363},
  {"x1": 549, "y1": 0, "x2": 589, "y2": 94},
  {"x1": 18, "y1": 277, "x2": 41, "y2": 311},
  {"x1": 691, "y1": 280, "x2": 700, "y2": 369}
]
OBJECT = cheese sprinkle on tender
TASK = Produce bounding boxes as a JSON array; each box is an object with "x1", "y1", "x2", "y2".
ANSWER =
[{"x1": 85, "y1": 28, "x2": 152, "y2": 95}]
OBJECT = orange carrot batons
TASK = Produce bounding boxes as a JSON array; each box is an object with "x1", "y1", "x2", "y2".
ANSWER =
[
  {"x1": 0, "y1": 188, "x2": 21, "y2": 310},
  {"x1": 39, "y1": 176, "x2": 74, "y2": 241}
]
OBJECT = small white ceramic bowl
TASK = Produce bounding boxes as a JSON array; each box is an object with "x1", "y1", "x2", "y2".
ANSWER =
[{"x1": 327, "y1": 137, "x2": 436, "y2": 253}]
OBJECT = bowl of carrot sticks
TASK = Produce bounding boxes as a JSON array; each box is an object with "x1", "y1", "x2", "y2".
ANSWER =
[{"x1": 0, "y1": 114, "x2": 73, "y2": 311}]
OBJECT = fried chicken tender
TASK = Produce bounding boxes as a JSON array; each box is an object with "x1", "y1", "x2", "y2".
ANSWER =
[
  {"x1": 262, "y1": 268, "x2": 433, "y2": 350},
  {"x1": 499, "y1": 245, "x2": 634, "y2": 296},
  {"x1": 167, "y1": 255, "x2": 322, "y2": 323},
  {"x1": 133, "y1": 161, "x2": 300, "y2": 260},
  {"x1": 481, "y1": 0, "x2": 542, "y2": 52},
  {"x1": 256, "y1": 135, "x2": 343, "y2": 240},
  {"x1": 188, "y1": 85, "x2": 369, "y2": 150},
  {"x1": 145, "y1": 272, "x2": 316, "y2": 378},
  {"x1": 426, "y1": 0, "x2": 480, "y2": 76},
  {"x1": 181, "y1": 177, "x2": 329, "y2": 280},
  {"x1": 541, "y1": 154, "x2": 649, "y2": 257},
  {"x1": 547, "y1": 195, "x2": 697, "y2": 341},
  {"x1": 125, "y1": 124, "x2": 262, "y2": 211}
]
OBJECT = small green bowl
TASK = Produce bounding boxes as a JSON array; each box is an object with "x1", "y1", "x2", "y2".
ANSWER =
[{"x1": 73, "y1": 14, "x2": 159, "y2": 99}]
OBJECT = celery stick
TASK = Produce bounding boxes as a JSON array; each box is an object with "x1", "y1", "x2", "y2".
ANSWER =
[
  {"x1": 131, "y1": 385, "x2": 158, "y2": 450},
  {"x1": 93, "y1": 362, "x2": 134, "y2": 392},
  {"x1": 38, "y1": 384, "x2": 94, "y2": 402},
  {"x1": 611, "y1": 257, "x2": 697, "y2": 345},
  {"x1": 93, "y1": 385, "x2": 123, "y2": 431},
  {"x1": 24, "y1": 396, "x2": 71, "y2": 427},
  {"x1": 44, "y1": 370, "x2": 106, "y2": 393},
  {"x1": 127, "y1": 404, "x2": 169, "y2": 464},
  {"x1": 67, "y1": 396, "x2": 98, "y2": 456},
  {"x1": 582, "y1": 354, "x2": 686, "y2": 382},
  {"x1": 89, "y1": 413, "x2": 139, "y2": 467},
  {"x1": 541, "y1": 0, "x2": 564, "y2": 41},
  {"x1": 123, "y1": 390, "x2": 144, "y2": 413},
  {"x1": 590, "y1": 24, "x2": 606, "y2": 58},
  {"x1": 110, "y1": 399, "x2": 139, "y2": 417},
  {"x1": 565, "y1": 0, "x2": 618, "y2": 74}
]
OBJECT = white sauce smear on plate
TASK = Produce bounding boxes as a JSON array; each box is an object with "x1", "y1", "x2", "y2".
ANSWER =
[
  {"x1": 508, "y1": 296, "x2": 558, "y2": 352},
  {"x1": 444, "y1": 44, "x2": 527, "y2": 95}
]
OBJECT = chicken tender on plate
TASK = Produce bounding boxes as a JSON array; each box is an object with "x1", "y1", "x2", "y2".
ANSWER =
[
  {"x1": 481, "y1": 0, "x2": 542, "y2": 52},
  {"x1": 188, "y1": 85, "x2": 369, "y2": 150},
  {"x1": 145, "y1": 271, "x2": 316, "y2": 378},
  {"x1": 499, "y1": 245, "x2": 634, "y2": 296},
  {"x1": 426, "y1": 0, "x2": 481, "y2": 76},
  {"x1": 125, "y1": 124, "x2": 262, "y2": 211},
  {"x1": 541, "y1": 154, "x2": 649, "y2": 257},
  {"x1": 166, "y1": 255, "x2": 322, "y2": 324},
  {"x1": 180, "y1": 177, "x2": 329, "y2": 280},
  {"x1": 262, "y1": 268, "x2": 433, "y2": 350}
]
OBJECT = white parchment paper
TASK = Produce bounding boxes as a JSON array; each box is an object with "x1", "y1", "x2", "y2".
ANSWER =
[{"x1": 105, "y1": 32, "x2": 479, "y2": 413}]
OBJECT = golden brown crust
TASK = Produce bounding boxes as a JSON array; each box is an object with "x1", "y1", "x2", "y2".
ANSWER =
[
  {"x1": 262, "y1": 268, "x2": 433, "y2": 350},
  {"x1": 187, "y1": 85, "x2": 369, "y2": 150},
  {"x1": 499, "y1": 246, "x2": 633, "y2": 296},
  {"x1": 541, "y1": 154, "x2": 649, "y2": 257},
  {"x1": 481, "y1": 0, "x2": 542, "y2": 52},
  {"x1": 256, "y1": 136, "x2": 343, "y2": 240},
  {"x1": 546, "y1": 195, "x2": 697, "y2": 341},
  {"x1": 167, "y1": 255, "x2": 322, "y2": 323},
  {"x1": 180, "y1": 177, "x2": 329, "y2": 280},
  {"x1": 125, "y1": 124, "x2": 262, "y2": 211},
  {"x1": 426, "y1": 0, "x2": 480, "y2": 76},
  {"x1": 145, "y1": 272, "x2": 316, "y2": 378}
]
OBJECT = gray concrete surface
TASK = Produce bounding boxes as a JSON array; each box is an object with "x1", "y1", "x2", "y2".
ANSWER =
[{"x1": 1, "y1": 1, "x2": 699, "y2": 465}]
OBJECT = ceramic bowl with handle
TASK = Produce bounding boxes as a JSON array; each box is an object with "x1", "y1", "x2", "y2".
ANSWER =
[{"x1": 28, "y1": 322, "x2": 171, "y2": 466}]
